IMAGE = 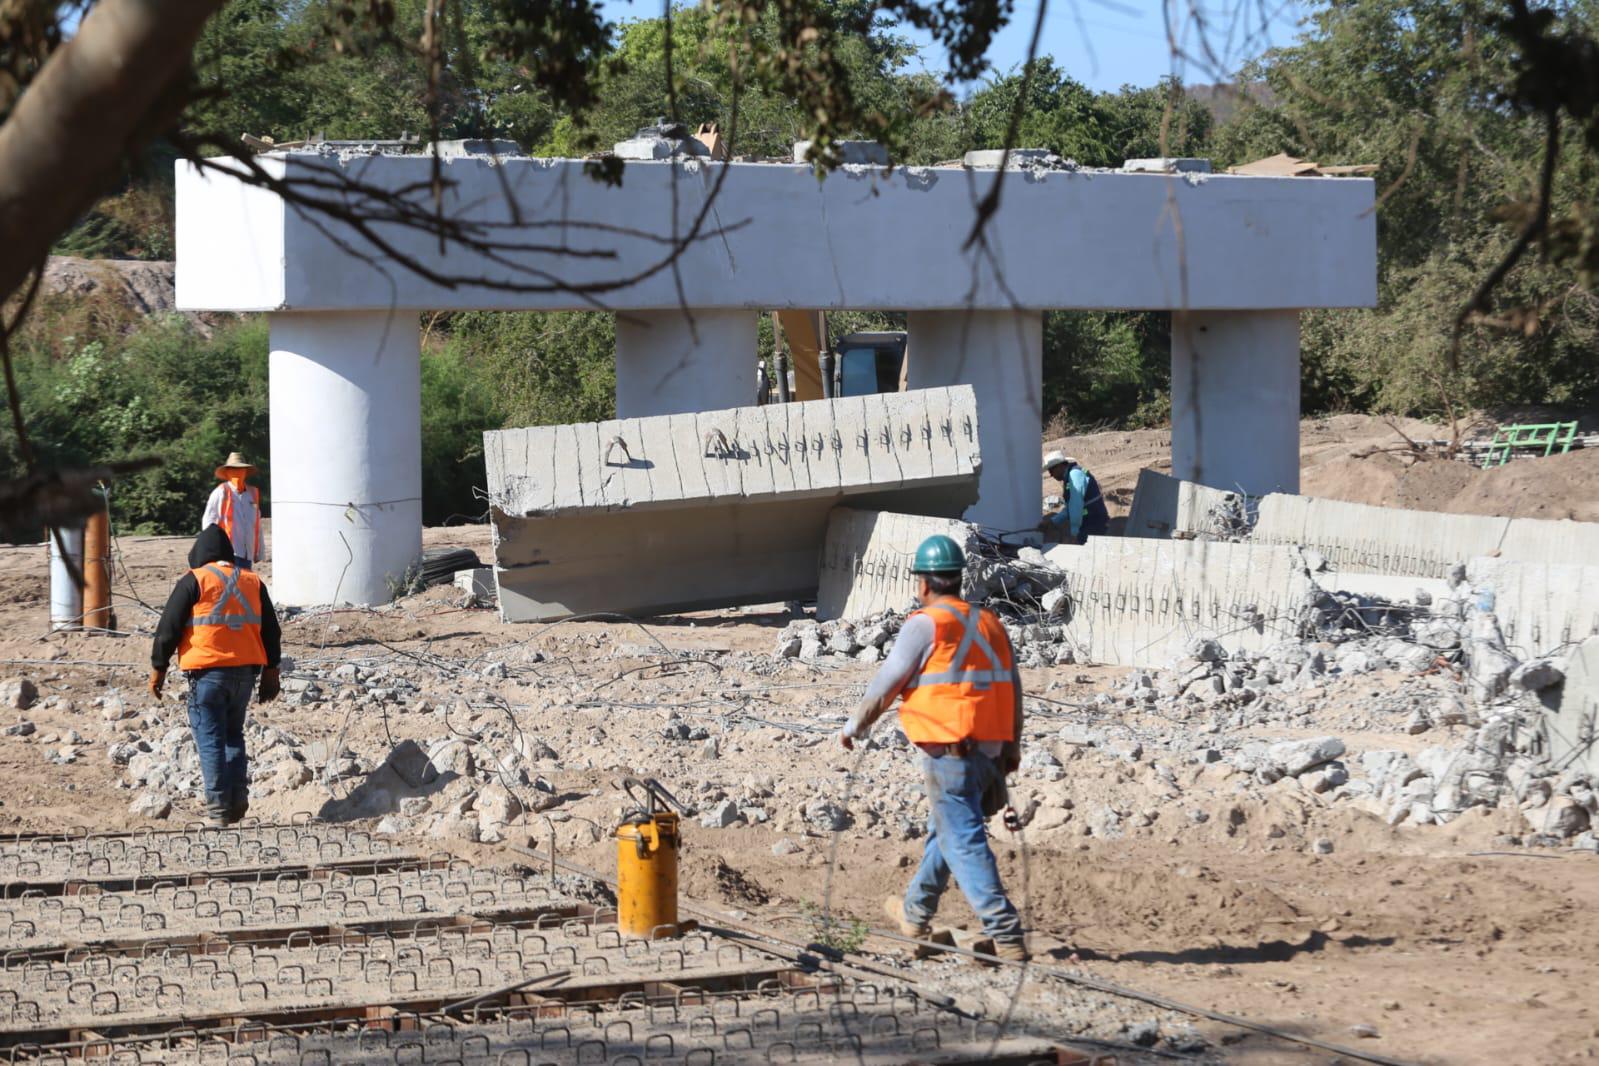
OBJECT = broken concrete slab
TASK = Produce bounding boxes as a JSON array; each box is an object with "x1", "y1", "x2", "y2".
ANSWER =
[
  {"x1": 485, "y1": 387, "x2": 981, "y2": 621},
  {"x1": 1049, "y1": 538, "x2": 1317, "y2": 667},
  {"x1": 816, "y1": 508, "x2": 979, "y2": 621},
  {"x1": 1254, "y1": 493, "x2": 1599, "y2": 579},
  {"x1": 1542, "y1": 637, "x2": 1599, "y2": 779},
  {"x1": 1467, "y1": 557, "x2": 1599, "y2": 660},
  {"x1": 1123, "y1": 469, "x2": 1244, "y2": 539}
]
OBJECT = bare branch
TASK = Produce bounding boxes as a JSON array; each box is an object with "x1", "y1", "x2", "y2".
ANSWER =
[{"x1": 0, "y1": 0, "x2": 226, "y2": 302}]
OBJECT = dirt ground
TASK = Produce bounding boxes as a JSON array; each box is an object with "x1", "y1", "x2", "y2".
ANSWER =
[{"x1": 3, "y1": 417, "x2": 1598, "y2": 1064}]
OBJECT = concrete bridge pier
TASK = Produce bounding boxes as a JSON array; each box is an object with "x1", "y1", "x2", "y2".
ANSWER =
[
  {"x1": 1170, "y1": 310, "x2": 1302, "y2": 497},
  {"x1": 268, "y1": 311, "x2": 423, "y2": 606},
  {"x1": 907, "y1": 309, "x2": 1045, "y2": 539},
  {"x1": 615, "y1": 310, "x2": 755, "y2": 417}
]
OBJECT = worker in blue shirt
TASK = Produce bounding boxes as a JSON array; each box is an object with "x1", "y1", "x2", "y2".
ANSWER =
[{"x1": 1040, "y1": 451, "x2": 1109, "y2": 544}]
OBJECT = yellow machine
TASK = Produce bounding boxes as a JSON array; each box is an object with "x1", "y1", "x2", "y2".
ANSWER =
[
  {"x1": 768, "y1": 311, "x2": 907, "y2": 402},
  {"x1": 614, "y1": 777, "x2": 683, "y2": 939}
]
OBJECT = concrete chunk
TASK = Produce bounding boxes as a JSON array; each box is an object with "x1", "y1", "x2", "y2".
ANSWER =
[
  {"x1": 1053, "y1": 538, "x2": 1317, "y2": 667},
  {"x1": 817, "y1": 508, "x2": 980, "y2": 621},
  {"x1": 487, "y1": 388, "x2": 981, "y2": 621}
]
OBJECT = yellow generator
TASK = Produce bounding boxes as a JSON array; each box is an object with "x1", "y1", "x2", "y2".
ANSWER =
[{"x1": 614, "y1": 777, "x2": 684, "y2": 939}]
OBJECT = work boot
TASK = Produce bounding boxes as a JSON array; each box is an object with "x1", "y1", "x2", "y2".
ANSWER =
[
  {"x1": 883, "y1": 897, "x2": 954, "y2": 959},
  {"x1": 994, "y1": 939, "x2": 1030, "y2": 964},
  {"x1": 227, "y1": 789, "x2": 249, "y2": 825},
  {"x1": 204, "y1": 803, "x2": 230, "y2": 829}
]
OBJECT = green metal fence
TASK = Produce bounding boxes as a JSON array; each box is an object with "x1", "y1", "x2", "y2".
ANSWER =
[{"x1": 1480, "y1": 421, "x2": 1580, "y2": 467}]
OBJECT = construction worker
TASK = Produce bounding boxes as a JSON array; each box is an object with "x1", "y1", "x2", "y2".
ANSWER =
[
  {"x1": 148, "y1": 524, "x2": 282, "y2": 826},
  {"x1": 1040, "y1": 451, "x2": 1109, "y2": 544},
  {"x1": 203, "y1": 451, "x2": 264, "y2": 570},
  {"x1": 838, "y1": 535, "x2": 1028, "y2": 962}
]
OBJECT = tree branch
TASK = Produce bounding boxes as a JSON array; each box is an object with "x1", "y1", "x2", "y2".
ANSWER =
[{"x1": 0, "y1": 0, "x2": 226, "y2": 302}]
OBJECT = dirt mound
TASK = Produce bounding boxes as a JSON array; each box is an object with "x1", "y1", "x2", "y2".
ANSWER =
[{"x1": 1303, "y1": 446, "x2": 1599, "y2": 522}]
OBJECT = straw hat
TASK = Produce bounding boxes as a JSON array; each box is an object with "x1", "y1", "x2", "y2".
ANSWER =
[{"x1": 214, "y1": 451, "x2": 257, "y2": 479}]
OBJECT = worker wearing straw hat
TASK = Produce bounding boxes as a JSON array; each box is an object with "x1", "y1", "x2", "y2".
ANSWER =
[{"x1": 202, "y1": 452, "x2": 264, "y2": 570}]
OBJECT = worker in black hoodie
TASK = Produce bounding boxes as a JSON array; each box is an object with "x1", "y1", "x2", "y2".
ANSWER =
[{"x1": 149, "y1": 524, "x2": 282, "y2": 826}]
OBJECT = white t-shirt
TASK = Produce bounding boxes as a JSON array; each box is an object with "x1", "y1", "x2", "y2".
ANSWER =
[{"x1": 202, "y1": 483, "x2": 263, "y2": 562}]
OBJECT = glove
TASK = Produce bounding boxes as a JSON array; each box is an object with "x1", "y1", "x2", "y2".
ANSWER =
[
  {"x1": 838, "y1": 723, "x2": 857, "y2": 752},
  {"x1": 1000, "y1": 740, "x2": 1021, "y2": 776},
  {"x1": 257, "y1": 667, "x2": 281, "y2": 703},
  {"x1": 147, "y1": 668, "x2": 166, "y2": 700}
]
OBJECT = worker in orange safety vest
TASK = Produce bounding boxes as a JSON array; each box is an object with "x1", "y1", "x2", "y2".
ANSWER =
[
  {"x1": 838, "y1": 534, "x2": 1028, "y2": 962},
  {"x1": 149, "y1": 525, "x2": 282, "y2": 826},
  {"x1": 202, "y1": 451, "x2": 264, "y2": 569}
]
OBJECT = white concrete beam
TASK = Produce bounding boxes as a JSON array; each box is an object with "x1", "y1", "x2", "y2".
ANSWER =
[
  {"x1": 907, "y1": 310, "x2": 1043, "y2": 537},
  {"x1": 176, "y1": 155, "x2": 1378, "y2": 313},
  {"x1": 1171, "y1": 311, "x2": 1301, "y2": 496},
  {"x1": 1255, "y1": 493, "x2": 1599, "y2": 580},
  {"x1": 616, "y1": 310, "x2": 755, "y2": 416},
  {"x1": 268, "y1": 312, "x2": 422, "y2": 606},
  {"x1": 816, "y1": 508, "x2": 980, "y2": 621},
  {"x1": 485, "y1": 387, "x2": 982, "y2": 620}
]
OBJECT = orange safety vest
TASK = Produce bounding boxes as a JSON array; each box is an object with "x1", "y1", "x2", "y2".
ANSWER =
[
  {"x1": 178, "y1": 564, "x2": 267, "y2": 671},
  {"x1": 219, "y1": 484, "x2": 262, "y2": 561},
  {"x1": 898, "y1": 599, "x2": 1017, "y2": 744}
]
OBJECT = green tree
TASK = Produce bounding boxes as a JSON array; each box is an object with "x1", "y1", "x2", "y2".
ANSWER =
[{"x1": 1214, "y1": 0, "x2": 1599, "y2": 417}]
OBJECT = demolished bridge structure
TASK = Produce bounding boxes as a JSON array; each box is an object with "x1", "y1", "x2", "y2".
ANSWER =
[
  {"x1": 485, "y1": 387, "x2": 981, "y2": 621},
  {"x1": 175, "y1": 147, "x2": 1376, "y2": 605}
]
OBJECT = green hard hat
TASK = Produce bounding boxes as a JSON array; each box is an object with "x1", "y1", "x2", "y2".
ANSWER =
[{"x1": 911, "y1": 534, "x2": 966, "y2": 574}]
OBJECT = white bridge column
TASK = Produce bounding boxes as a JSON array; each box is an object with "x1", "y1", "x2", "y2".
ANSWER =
[
  {"x1": 269, "y1": 312, "x2": 422, "y2": 606},
  {"x1": 1171, "y1": 310, "x2": 1301, "y2": 496},
  {"x1": 615, "y1": 310, "x2": 755, "y2": 416},
  {"x1": 907, "y1": 310, "x2": 1044, "y2": 538}
]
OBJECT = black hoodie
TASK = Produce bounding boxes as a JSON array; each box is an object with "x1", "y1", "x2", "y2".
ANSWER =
[{"x1": 151, "y1": 524, "x2": 281, "y2": 670}]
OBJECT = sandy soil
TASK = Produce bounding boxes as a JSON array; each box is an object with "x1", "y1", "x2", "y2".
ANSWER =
[{"x1": 2, "y1": 512, "x2": 1598, "y2": 1065}]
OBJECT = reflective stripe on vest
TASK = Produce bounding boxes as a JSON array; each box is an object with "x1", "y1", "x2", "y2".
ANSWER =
[
  {"x1": 897, "y1": 599, "x2": 1016, "y2": 744},
  {"x1": 178, "y1": 563, "x2": 267, "y2": 671},
  {"x1": 902, "y1": 603, "x2": 1008, "y2": 690},
  {"x1": 194, "y1": 565, "x2": 262, "y2": 630}
]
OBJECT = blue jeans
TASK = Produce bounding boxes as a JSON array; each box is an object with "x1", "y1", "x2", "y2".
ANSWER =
[
  {"x1": 186, "y1": 666, "x2": 256, "y2": 818},
  {"x1": 903, "y1": 751, "x2": 1023, "y2": 944}
]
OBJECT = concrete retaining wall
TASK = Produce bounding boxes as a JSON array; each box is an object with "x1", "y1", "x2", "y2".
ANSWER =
[
  {"x1": 486, "y1": 388, "x2": 981, "y2": 621},
  {"x1": 1254, "y1": 494, "x2": 1599, "y2": 579},
  {"x1": 816, "y1": 509, "x2": 978, "y2": 621},
  {"x1": 1050, "y1": 538, "x2": 1316, "y2": 667}
]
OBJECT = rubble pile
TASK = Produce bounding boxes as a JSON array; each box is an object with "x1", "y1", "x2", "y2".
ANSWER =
[
  {"x1": 777, "y1": 545, "x2": 1082, "y2": 666},
  {"x1": 775, "y1": 539, "x2": 1593, "y2": 849}
]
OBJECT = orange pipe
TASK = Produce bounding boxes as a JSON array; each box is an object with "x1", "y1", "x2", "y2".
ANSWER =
[{"x1": 83, "y1": 501, "x2": 112, "y2": 631}]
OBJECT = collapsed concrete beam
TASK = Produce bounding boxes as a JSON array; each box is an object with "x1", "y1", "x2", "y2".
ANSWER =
[
  {"x1": 485, "y1": 387, "x2": 981, "y2": 621},
  {"x1": 1047, "y1": 538, "x2": 1316, "y2": 667},
  {"x1": 1254, "y1": 494, "x2": 1599, "y2": 579},
  {"x1": 816, "y1": 508, "x2": 979, "y2": 621},
  {"x1": 1123, "y1": 468, "x2": 1245, "y2": 539}
]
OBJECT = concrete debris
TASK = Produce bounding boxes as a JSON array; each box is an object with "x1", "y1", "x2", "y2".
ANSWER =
[{"x1": 128, "y1": 791, "x2": 172, "y2": 820}]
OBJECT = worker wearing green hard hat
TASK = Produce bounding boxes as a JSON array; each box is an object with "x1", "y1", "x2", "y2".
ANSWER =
[
  {"x1": 909, "y1": 533, "x2": 966, "y2": 575},
  {"x1": 833, "y1": 532, "x2": 1029, "y2": 963}
]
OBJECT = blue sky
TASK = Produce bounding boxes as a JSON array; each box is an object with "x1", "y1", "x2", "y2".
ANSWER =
[{"x1": 595, "y1": 0, "x2": 1310, "y2": 94}]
